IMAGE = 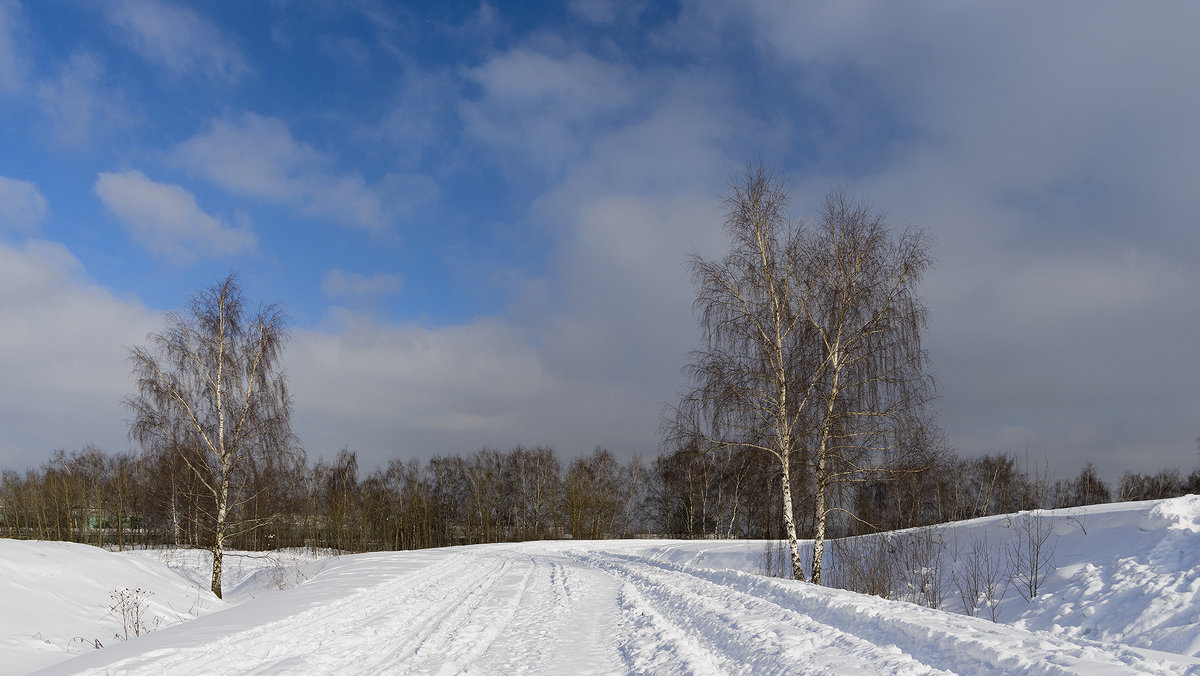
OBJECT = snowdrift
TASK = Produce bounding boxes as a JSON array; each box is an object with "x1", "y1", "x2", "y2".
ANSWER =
[{"x1": 638, "y1": 495, "x2": 1200, "y2": 656}]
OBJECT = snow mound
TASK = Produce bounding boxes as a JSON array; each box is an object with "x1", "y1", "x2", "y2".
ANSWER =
[
  {"x1": 624, "y1": 498, "x2": 1200, "y2": 660},
  {"x1": 1142, "y1": 495, "x2": 1200, "y2": 534},
  {"x1": 0, "y1": 540, "x2": 218, "y2": 673}
]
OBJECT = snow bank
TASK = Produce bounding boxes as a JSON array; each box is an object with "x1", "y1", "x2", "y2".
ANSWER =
[
  {"x1": 0, "y1": 541, "x2": 218, "y2": 673},
  {"x1": 1013, "y1": 496, "x2": 1200, "y2": 656},
  {"x1": 118, "y1": 547, "x2": 335, "y2": 602},
  {"x1": 0, "y1": 542, "x2": 337, "y2": 674},
  {"x1": 625, "y1": 496, "x2": 1200, "y2": 659}
]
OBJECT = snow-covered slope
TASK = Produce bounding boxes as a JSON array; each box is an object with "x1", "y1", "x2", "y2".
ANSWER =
[
  {"x1": 3, "y1": 496, "x2": 1199, "y2": 674},
  {"x1": 639, "y1": 495, "x2": 1200, "y2": 658},
  {"x1": 0, "y1": 542, "x2": 332, "y2": 673},
  {"x1": 0, "y1": 540, "x2": 217, "y2": 671}
]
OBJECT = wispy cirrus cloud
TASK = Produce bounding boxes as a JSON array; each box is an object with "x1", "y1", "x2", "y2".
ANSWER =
[
  {"x1": 36, "y1": 52, "x2": 131, "y2": 148},
  {"x1": 0, "y1": 0, "x2": 25, "y2": 93},
  {"x1": 0, "y1": 176, "x2": 47, "y2": 232},
  {"x1": 103, "y1": 0, "x2": 250, "y2": 82},
  {"x1": 321, "y1": 269, "x2": 403, "y2": 305},
  {"x1": 94, "y1": 169, "x2": 255, "y2": 262},
  {"x1": 462, "y1": 47, "x2": 640, "y2": 174}
]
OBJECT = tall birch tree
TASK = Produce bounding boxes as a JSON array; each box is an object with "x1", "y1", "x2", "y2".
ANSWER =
[
  {"x1": 126, "y1": 274, "x2": 298, "y2": 598},
  {"x1": 799, "y1": 188, "x2": 934, "y2": 584},
  {"x1": 672, "y1": 166, "x2": 815, "y2": 580}
]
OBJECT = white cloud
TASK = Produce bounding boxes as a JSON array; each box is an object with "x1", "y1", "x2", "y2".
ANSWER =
[
  {"x1": 172, "y1": 113, "x2": 428, "y2": 231},
  {"x1": 321, "y1": 269, "x2": 403, "y2": 303},
  {"x1": 462, "y1": 47, "x2": 639, "y2": 173},
  {"x1": 0, "y1": 0, "x2": 25, "y2": 93},
  {"x1": 0, "y1": 239, "x2": 158, "y2": 470},
  {"x1": 176, "y1": 114, "x2": 322, "y2": 200},
  {"x1": 288, "y1": 312, "x2": 551, "y2": 458},
  {"x1": 36, "y1": 52, "x2": 130, "y2": 148},
  {"x1": 103, "y1": 0, "x2": 250, "y2": 82},
  {"x1": 94, "y1": 169, "x2": 255, "y2": 262},
  {"x1": 367, "y1": 66, "x2": 459, "y2": 169},
  {"x1": 359, "y1": 51, "x2": 737, "y2": 464},
  {"x1": 0, "y1": 176, "x2": 47, "y2": 231}
]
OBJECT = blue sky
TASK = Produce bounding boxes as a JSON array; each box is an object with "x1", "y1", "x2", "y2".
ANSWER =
[{"x1": 2, "y1": 0, "x2": 1199, "y2": 481}]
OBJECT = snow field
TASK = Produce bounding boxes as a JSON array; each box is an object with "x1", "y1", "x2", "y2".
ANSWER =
[{"x1": 4, "y1": 495, "x2": 1200, "y2": 674}]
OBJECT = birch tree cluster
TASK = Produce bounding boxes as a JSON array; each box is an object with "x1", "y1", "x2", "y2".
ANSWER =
[{"x1": 668, "y1": 166, "x2": 938, "y2": 583}]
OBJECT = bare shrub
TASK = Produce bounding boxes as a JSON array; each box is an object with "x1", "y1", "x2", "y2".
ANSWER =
[
  {"x1": 826, "y1": 535, "x2": 896, "y2": 599},
  {"x1": 1006, "y1": 511, "x2": 1057, "y2": 602},
  {"x1": 758, "y1": 539, "x2": 793, "y2": 579},
  {"x1": 896, "y1": 527, "x2": 947, "y2": 609},
  {"x1": 108, "y1": 587, "x2": 161, "y2": 640},
  {"x1": 269, "y1": 564, "x2": 309, "y2": 591},
  {"x1": 951, "y1": 533, "x2": 1010, "y2": 621}
]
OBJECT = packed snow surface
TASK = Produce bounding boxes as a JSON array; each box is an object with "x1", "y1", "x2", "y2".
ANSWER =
[{"x1": 4, "y1": 496, "x2": 1200, "y2": 674}]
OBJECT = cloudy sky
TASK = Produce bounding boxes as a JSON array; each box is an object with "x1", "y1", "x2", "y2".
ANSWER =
[{"x1": 1, "y1": 0, "x2": 1198, "y2": 481}]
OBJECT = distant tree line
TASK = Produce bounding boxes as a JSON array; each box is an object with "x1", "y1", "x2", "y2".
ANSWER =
[
  {"x1": 4, "y1": 442, "x2": 1198, "y2": 552},
  {"x1": 0, "y1": 444, "x2": 641, "y2": 552},
  {"x1": 653, "y1": 443, "x2": 1200, "y2": 539}
]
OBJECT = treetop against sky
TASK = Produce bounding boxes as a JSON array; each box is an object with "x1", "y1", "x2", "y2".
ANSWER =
[{"x1": 0, "y1": 0, "x2": 1198, "y2": 478}]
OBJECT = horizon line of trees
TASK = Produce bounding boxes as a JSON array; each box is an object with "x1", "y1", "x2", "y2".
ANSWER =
[{"x1": 3, "y1": 441, "x2": 1198, "y2": 553}]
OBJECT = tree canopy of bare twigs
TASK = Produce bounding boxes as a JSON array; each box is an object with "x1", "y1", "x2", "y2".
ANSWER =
[
  {"x1": 125, "y1": 274, "x2": 300, "y2": 598},
  {"x1": 668, "y1": 165, "x2": 936, "y2": 584}
]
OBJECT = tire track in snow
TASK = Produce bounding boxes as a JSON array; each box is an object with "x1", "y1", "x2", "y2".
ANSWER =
[
  {"x1": 69, "y1": 551, "x2": 499, "y2": 675},
  {"x1": 63, "y1": 547, "x2": 624, "y2": 675},
  {"x1": 355, "y1": 548, "x2": 622, "y2": 674},
  {"x1": 384, "y1": 554, "x2": 529, "y2": 673},
  {"x1": 577, "y1": 550, "x2": 1196, "y2": 675},
  {"x1": 468, "y1": 555, "x2": 575, "y2": 673},
  {"x1": 57, "y1": 543, "x2": 1199, "y2": 675},
  {"x1": 580, "y1": 550, "x2": 949, "y2": 675},
  {"x1": 456, "y1": 549, "x2": 624, "y2": 674}
]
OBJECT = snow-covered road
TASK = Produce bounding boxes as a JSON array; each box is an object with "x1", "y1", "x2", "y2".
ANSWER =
[{"x1": 39, "y1": 541, "x2": 1200, "y2": 675}]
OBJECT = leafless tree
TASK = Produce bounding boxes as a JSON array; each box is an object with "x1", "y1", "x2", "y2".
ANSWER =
[
  {"x1": 318, "y1": 448, "x2": 362, "y2": 551},
  {"x1": 125, "y1": 274, "x2": 299, "y2": 598},
  {"x1": 564, "y1": 448, "x2": 622, "y2": 539},
  {"x1": 798, "y1": 188, "x2": 935, "y2": 583},
  {"x1": 1059, "y1": 462, "x2": 1111, "y2": 507},
  {"x1": 509, "y1": 446, "x2": 563, "y2": 540},
  {"x1": 671, "y1": 166, "x2": 935, "y2": 584},
  {"x1": 669, "y1": 166, "x2": 816, "y2": 578},
  {"x1": 1117, "y1": 467, "x2": 1184, "y2": 502}
]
